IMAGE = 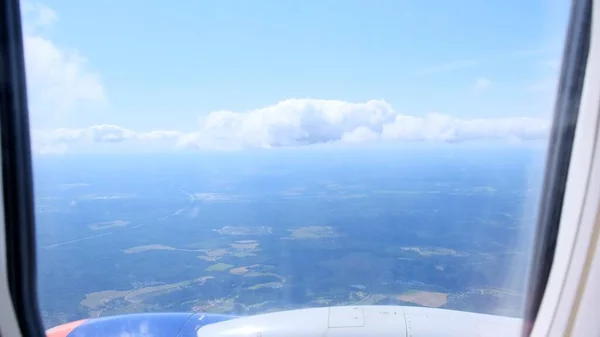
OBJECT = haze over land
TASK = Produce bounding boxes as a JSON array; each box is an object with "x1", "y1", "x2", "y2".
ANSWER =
[{"x1": 34, "y1": 147, "x2": 543, "y2": 328}]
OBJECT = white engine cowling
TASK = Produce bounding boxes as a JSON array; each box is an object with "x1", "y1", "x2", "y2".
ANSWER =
[{"x1": 196, "y1": 305, "x2": 523, "y2": 337}]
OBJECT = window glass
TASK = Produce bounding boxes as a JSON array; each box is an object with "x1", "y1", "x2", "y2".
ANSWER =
[{"x1": 22, "y1": 0, "x2": 569, "y2": 330}]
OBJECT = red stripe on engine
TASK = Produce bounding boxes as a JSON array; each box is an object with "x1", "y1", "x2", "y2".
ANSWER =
[{"x1": 45, "y1": 319, "x2": 88, "y2": 337}]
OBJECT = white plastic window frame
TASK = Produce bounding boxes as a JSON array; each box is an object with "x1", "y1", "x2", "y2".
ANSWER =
[{"x1": 531, "y1": 2, "x2": 600, "y2": 336}]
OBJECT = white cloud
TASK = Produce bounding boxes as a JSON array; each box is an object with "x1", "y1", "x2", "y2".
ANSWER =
[
  {"x1": 340, "y1": 127, "x2": 380, "y2": 143},
  {"x1": 31, "y1": 99, "x2": 551, "y2": 154},
  {"x1": 178, "y1": 99, "x2": 397, "y2": 149},
  {"x1": 381, "y1": 113, "x2": 549, "y2": 142},
  {"x1": 179, "y1": 99, "x2": 549, "y2": 149},
  {"x1": 87, "y1": 125, "x2": 137, "y2": 142},
  {"x1": 473, "y1": 77, "x2": 492, "y2": 92},
  {"x1": 33, "y1": 125, "x2": 180, "y2": 145},
  {"x1": 138, "y1": 130, "x2": 184, "y2": 141},
  {"x1": 21, "y1": 2, "x2": 106, "y2": 123},
  {"x1": 21, "y1": 2, "x2": 57, "y2": 30}
]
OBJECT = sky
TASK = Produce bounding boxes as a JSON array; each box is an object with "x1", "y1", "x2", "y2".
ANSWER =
[{"x1": 20, "y1": 0, "x2": 570, "y2": 154}]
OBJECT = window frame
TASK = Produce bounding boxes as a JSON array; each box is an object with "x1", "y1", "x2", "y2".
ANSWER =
[
  {"x1": 530, "y1": 0, "x2": 600, "y2": 336},
  {"x1": 523, "y1": 0, "x2": 592, "y2": 328},
  {"x1": 0, "y1": 0, "x2": 45, "y2": 336}
]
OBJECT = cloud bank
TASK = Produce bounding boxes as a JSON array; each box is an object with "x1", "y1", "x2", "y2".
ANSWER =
[{"x1": 31, "y1": 99, "x2": 550, "y2": 154}]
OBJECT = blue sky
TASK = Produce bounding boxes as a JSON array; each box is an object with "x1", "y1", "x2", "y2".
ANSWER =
[{"x1": 21, "y1": 0, "x2": 569, "y2": 153}]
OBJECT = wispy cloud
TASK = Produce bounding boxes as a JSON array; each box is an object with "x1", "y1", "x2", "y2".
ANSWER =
[
  {"x1": 506, "y1": 48, "x2": 551, "y2": 58},
  {"x1": 414, "y1": 48, "x2": 557, "y2": 77},
  {"x1": 540, "y1": 59, "x2": 560, "y2": 70},
  {"x1": 524, "y1": 78, "x2": 557, "y2": 94},
  {"x1": 473, "y1": 77, "x2": 492, "y2": 92},
  {"x1": 414, "y1": 60, "x2": 480, "y2": 77}
]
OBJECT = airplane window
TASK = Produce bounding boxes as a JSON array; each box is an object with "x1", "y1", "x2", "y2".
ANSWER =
[{"x1": 9, "y1": 0, "x2": 576, "y2": 335}]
